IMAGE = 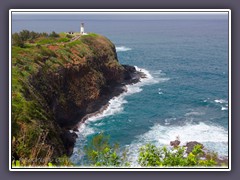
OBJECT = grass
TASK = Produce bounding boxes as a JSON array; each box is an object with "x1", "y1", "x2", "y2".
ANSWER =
[
  {"x1": 34, "y1": 35, "x2": 71, "y2": 45},
  {"x1": 11, "y1": 31, "x2": 124, "y2": 166},
  {"x1": 84, "y1": 33, "x2": 99, "y2": 37},
  {"x1": 67, "y1": 39, "x2": 83, "y2": 47}
]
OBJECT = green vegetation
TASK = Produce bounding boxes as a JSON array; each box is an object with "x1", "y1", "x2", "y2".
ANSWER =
[
  {"x1": 12, "y1": 155, "x2": 73, "y2": 167},
  {"x1": 11, "y1": 30, "x2": 225, "y2": 168},
  {"x1": 12, "y1": 132, "x2": 221, "y2": 168},
  {"x1": 83, "y1": 33, "x2": 98, "y2": 37},
  {"x1": 83, "y1": 133, "x2": 220, "y2": 167},
  {"x1": 12, "y1": 33, "x2": 25, "y2": 47},
  {"x1": 49, "y1": 31, "x2": 60, "y2": 38},
  {"x1": 12, "y1": 30, "x2": 72, "y2": 47},
  {"x1": 138, "y1": 144, "x2": 216, "y2": 167},
  {"x1": 12, "y1": 30, "x2": 48, "y2": 47},
  {"x1": 11, "y1": 30, "x2": 124, "y2": 167},
  {"x1": 84, "y1": 133, "x2": 129, "y2": 167}
]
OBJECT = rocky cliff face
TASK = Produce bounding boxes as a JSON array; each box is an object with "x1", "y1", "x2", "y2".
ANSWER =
[{"x1": 12, "y1": 33, "x2": 142, "y2": 165}]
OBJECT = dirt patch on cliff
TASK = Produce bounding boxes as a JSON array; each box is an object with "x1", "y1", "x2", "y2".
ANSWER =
[{"x1": 47, "y1": 45, "x2": 59, "y2": 51}]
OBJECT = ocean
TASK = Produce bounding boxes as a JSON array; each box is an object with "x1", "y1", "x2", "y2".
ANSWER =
[{"x1": 12, "y1": 14, "x2": 229, "y2": 166}]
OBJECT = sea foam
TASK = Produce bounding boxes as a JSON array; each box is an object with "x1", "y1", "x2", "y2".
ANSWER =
[
  {"x1": 116, "y1": 46, "x2": 132, "y2": 52},
  {"x1": 77, "y1": 67, "x2": 164, "y2": 136},
  {"x1": 74, "y1": 67, "x2": 170, "y2": 165},
  {"x1": 214, "y1": 99, "x2": 228, "y2": 111},
  {"x1": 126, "y1": 122, "x2": 228, "y2": 166},
  {"x1": 214, "y1": 99, "x2": 228, "y2": 104}
]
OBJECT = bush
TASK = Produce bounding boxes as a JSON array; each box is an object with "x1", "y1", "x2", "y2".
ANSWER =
[
  {"x1": 12, "y1": 33, "x2": 25, "y2": 48},
  {"x1": 49, "y1": 31, "x2": 60, "y2": 38},
  {"x1": 57, "y1": 38, "x2": 70, "y2": 43},
  {"x1": 12, "y1": 30, "x2": 48, "y2": 47},
  {"x1": 138, "y1": 143, "x2": 217, "y2": 167},
  {"x1": 19, "y1": 30, "x2": 30, "y2": 41},
  {"x1": 84, "y1": 134, "x2": 218, "y2": 167},
  {"x1": 66, "y1": 34, "x2": 73, "y2": 38},
  {"x1": 84, "y1": 133, "x2": 129, "y2": 167}
]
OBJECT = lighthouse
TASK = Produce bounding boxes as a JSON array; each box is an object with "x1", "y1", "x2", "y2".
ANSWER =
[{"x1": 80, "y1": 23, "x2": 84, "y2": 34}]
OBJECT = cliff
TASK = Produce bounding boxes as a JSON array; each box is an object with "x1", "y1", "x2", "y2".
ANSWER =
[{"x1": 11, "y1": 33, "x2": 143, "y2": 166}]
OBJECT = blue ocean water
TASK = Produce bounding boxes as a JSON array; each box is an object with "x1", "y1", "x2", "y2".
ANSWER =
[{"x1": 12, "y1": 15, "x2": 229, "y2": 166}]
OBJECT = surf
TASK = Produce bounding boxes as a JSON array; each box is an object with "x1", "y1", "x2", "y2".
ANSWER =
[{"x1": 116, "y1": 46, "x2": 132, "y2": 52}]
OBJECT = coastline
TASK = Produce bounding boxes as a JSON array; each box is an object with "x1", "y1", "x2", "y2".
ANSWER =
[
  {"x1": 66, "y1": 66, "x2": 147, "y2": 156},
  {"x1": 77, "y1": 66, "x2": 147, "y2": 126}
]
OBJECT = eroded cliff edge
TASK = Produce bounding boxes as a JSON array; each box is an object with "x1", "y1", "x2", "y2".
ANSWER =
[{"x1": 12, "y1": 33, "x2": 144, "y2": 165}]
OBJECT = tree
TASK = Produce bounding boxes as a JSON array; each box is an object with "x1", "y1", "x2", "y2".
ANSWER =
[
  {"x1": 84, "y1": 133, "x2": 129, "y2": 167},
  {"x1": 49, "y1": 31, "x2": 59, "y2": 38},
  {"x1": 12, "y1": 33, "x2": 24, "y2": 48},
  {"x1": 84, "y1": 134, "x2": 218, "y2": 167},
  {"x1": 19, "y1": 30, "x2": 30, "y2": 41},
  {"x1": 138, "y1": 143, "x2": 217, "y2": 167}
]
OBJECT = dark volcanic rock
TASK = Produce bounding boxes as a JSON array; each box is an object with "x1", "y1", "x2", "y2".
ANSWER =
[
  {"x1": 170, "y1": 140, "x2": 181, "y2": 148},
  {"x1": 29, "y1": 35, "x2": 147, "y2": 158},
  {"x1": 185, "y1": 141, "x2": 204, "y2": 154},
  {"x1": 122, "y1": 64, "x2": 136, "y2": 80},
  {"x1": 61, "y1": 130, "x2": 78, "y2": 156},
  {"x1": 184, "y1": 141, "x2": 228, "y2": 166},
  {"x1": 122, "y1": 64, "x2": 146, "y2": 84},
  {"x1": 74, "y1": 68, "x2": 143, "y2": 128}
]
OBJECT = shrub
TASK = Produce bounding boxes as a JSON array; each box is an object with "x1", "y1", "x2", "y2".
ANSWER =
[
  {"x1": 66, "y1": 34, "x2": 73, "y2": 38},
  {"x1": 49, "y1": 31, "x2": 60, "y2": 38},
  {"x1": 12, "y1": 33, "x2": 25, "y2": 48},
  {"x1": 84, "y1": 133, "x2": 129, "y2": 167},
  {"x1": 138, "y1": 143, "x2": 217, "y2": 167},
  {"x1": 84, "y1": 134, "x2": 218, "y2": 167}
]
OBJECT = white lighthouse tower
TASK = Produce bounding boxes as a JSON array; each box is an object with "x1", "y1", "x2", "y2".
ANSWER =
[{"x1": 80, "y1": 23, "x2": 85, "y2": 35}]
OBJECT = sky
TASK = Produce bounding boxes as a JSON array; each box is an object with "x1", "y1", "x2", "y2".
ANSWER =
[{"x1": 12, "y1": 11, "x2": 229, "y2": 21}]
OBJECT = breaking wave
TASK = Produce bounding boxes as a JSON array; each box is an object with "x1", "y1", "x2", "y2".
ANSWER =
[
  {"x1": 77, "y1": 67, "x2": 168, "y2": 137},
  {"x1": 126, "y1": 122, "x2": 228, "y2": 166},
  {"x1": 214, "y1": 99, "x2": 228, "y2": 111},
  {"x1": 116, "y1": 46, "x2": 132, "y2": 52}
]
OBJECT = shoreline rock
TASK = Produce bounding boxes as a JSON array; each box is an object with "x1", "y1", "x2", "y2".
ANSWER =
[
  {"x1": 73, "y1": 66, "x2": 146, "y2": 130},
  {"x1": 171, "y1": 139, "x2": 228, "y2": 166},
  {"x1": 66, "y1": 67, "x2": 146, "y2": 155},
  {"x1": 21, "y1": 34, "x2": 147, "y2": 161}
]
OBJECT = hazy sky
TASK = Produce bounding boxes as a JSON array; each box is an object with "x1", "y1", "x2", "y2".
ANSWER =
[{"x1": 12, "y1": 12, "x2": 228, "y2": 21}]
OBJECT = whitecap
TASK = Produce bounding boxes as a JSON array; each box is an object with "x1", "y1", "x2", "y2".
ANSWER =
[
  {"x1": 116, "y1": 46, "x2": 132, "y2": 52},
  {"x1": 214, "y1": 99, "x2": 228, "y2": 104},
  {"x1": 185, "y1": 111, "x2": 205, "y2": 116},
  {"x1": 95, "y1": 122, "x2": 105, "y2": 126},
  {"x1": 214, "y1": 99, "x2": 228, "y2": 111},
  {"x1": 221, "y1": 106, "x2": 228, "y2": 111},
  {"x1": 164, "y1": 118, "x2": 176, "y2": 125},
  {"x1": 78, "y1": 66, "x2": 162, "y2": 129},
  {"x1": 134, "y1": 66, "x2": 169, "y2": 85},
  {"x1": 86, "y1": 96, "x2": 128, "y2": 122},
  {"x1": 126, "y1": 122, "x2": 228, "y2": 166},
  {"x1": 152, "y1": 70, "x2": 166, "y2": 76},
  {"x1": 75, "y1": 67, "x2": 170, "y2": 165},
  {"x1": 77, "y1": 123, "x2": 95, "y2": 137}
]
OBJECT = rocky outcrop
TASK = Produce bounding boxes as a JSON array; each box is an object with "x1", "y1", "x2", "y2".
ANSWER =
[
  {"x1": 61, "y1": 130, "x2": 78, "y2": 156},
  {"x1": 28, "y1": 34, "x2": 144, "y2": 158},
  {"x1": 12, "y1": 33, "x2": 145, "y2": 165},
  {"x1": 170, "y1": 139, "x2": 228, "y2": 166},
  {"x1": 170, "y1": 140, "x2": 181, "y2": 148},
  {"x1": 185, "y1": 141, "x2": 204, "y2": 154}
]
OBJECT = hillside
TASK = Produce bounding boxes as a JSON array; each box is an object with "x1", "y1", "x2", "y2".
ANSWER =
[{"x1": 11, "y1": 31, "x2": 143, "y2": 166}]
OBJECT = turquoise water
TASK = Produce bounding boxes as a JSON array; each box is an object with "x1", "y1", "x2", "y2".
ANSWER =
[
  {"x1": 70, "y1": 19, "x2": 228, "y2": 166},
  {"x1": 12, "y1": 15, "x2": 229, "y2": 166}
]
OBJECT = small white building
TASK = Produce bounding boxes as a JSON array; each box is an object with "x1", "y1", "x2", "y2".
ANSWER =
[{"x1": 80, "y1": 23, "x2": 88, "y2": 35}]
